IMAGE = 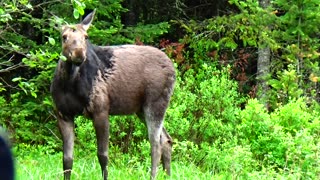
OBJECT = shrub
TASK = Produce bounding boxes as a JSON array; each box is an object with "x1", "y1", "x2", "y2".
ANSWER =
[
  {"x1": 166, "y1": 64, "x2": 244, "y2": 145},
  {"x1": 271, "y1": 98, "x2": 314, "y2": 135},
  {"x1": 237, "y1": 99, "x2": 287, "y2": 167},
  {"x1": 284, "y1": 129, "x2": 320, "y2": 179},
  {"x1": 236, "y1": 97, "x2": 320, "y2": 176}
]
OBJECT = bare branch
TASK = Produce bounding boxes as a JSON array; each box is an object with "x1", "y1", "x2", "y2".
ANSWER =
[
  {"x1": 0, "y1": 77, "x2": 20, "y2": 90},
  {"x1": 33, "y1": 0, "x2": 64, "y2": 9},
  {"x1": 0, "y1": 54, "x2": 25, "y2": 73},
  {"x1": 0, "y1": 62, "x2": 24, "y2": 73},
  {"x1": 46, "y1": 126, "x2": 60, "y2": 140}
]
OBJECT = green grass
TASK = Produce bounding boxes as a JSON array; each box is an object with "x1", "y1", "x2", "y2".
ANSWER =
[
  {"x1": 15, "y1": 146, "x2": 319, "y2": 180},
  {"x1": 15, "y1": 152, "x2": 214, "y2": 180}
]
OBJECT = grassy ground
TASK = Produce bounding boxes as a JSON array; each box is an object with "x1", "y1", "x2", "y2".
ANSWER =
[
  {"x1": 15, "y1": 147, "x2": 315, "y2": 180},
  {"x1": 15, "y1": 152, "x2": 215, "y2": 180}
]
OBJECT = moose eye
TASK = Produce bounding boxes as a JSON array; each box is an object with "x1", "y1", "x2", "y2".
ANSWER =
[{"x1": 62, "y1": 35, "x2": 67, "y2": 42}]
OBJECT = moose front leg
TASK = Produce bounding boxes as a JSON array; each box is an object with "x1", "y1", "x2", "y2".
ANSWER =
[
  {"x1": 58, "y1": 117, "x2": 75, "y2": 180},
  {"x1": 93, "y1": 112, "x2": 110, "y2": 180}
]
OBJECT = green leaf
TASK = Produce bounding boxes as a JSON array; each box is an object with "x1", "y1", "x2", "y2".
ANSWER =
[
  {"x1": 73, "y1": 9, "x2": 80, "y2": 19},
  {"x1": 12, "y1": 77, "x2": 23, "y2": 82},
  {"x1": 31, "y1": 91, "x2": 37, "y2": 98},
  {"x1": 77, "y1": 7, "x2": 84, "y2": 16},
  {"x1": 60, "y1": 55, "x2": 67, "y2": 61},
  {"x1": 48, "y1": 37, "x2": 55, "y2": 46},
  {"x1": 225, "y1": 38, "x2": 238, "y2": 50},
  {"x1": 26, "y1": 3, "x2": 33, "y2": 9}
]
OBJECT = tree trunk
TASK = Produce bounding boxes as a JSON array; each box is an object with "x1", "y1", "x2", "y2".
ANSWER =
[
  {"x1": 257, "y1": 47, "x2": 270, "y2": 101},
  {"x1": 257, "y1": 0, "x2": 271, "y2": 108}
]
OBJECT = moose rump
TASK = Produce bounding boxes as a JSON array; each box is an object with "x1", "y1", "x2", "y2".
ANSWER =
[{"x1": 51, "y1": 10, "x2": 175, "y2": 180}]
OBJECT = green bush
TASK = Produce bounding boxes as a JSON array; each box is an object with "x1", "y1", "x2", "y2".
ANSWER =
[
  {"x1": 270, "y1": 98, "x2": 320, "y2": 177},
  {"x1": 235, "y1": 98, "x2": 320, "y2": 176},
  {"x1": 283, "y1": 129, "x2": 320, "y2": 178},
  {"x1": 200, "y1": 140, "x2": 258, "y2": 177},
  {"x1": 271, "y1": 98, "x2": 314, "y2": 134},
  {"x1": 238, "y1": 99, "x2": 287, "y2": 167},
  {"x1": 166, "y1": 64, "x2": 244, "y2": 145},
  {"x1": 109, "y1": 115, "x2": 147, "y2": 154}
]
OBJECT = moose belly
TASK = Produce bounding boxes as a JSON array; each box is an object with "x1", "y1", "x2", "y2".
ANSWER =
[
  {"x1": 87, "y1": 81, "x2": 144, "y2": 115},
  {"x1": 108, "y1": 92, "x2": 143, "y2": 115}
]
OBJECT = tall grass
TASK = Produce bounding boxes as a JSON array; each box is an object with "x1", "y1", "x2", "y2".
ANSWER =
[
  {"x1": 15, "y1": 150, "x2": 214, "y2": 180},
  {"x1": 15, "y1": 142, "x2": 320, "y2": 180}
]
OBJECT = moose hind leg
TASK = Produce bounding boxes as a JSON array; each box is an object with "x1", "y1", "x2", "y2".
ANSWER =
[
  {"x1": 146, "y1": 120, "x2": 162, "y2": 179},
  {"x1": 93, "y1": 112, "x2": 110, "y2": 180},
  {"x1": 144, "y1": 102, "x2": 168, "y2": 179},
  {"x1": 160, "y1": 127, "x2": 172, "y2": 175}
]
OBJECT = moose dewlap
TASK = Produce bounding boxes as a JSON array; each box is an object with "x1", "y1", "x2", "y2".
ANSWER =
[{"x1": 50, "y1": 10, "x2": 175, "y2": 180}]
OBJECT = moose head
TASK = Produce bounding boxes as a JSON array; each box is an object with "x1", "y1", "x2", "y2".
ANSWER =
[{"x1": 61, "y1": 10, "x2": 95, "y2": 65}]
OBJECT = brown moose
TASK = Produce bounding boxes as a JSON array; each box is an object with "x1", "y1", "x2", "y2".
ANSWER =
[{"x1": 51, "y1": 10, "x2": 175, "y2": 180}]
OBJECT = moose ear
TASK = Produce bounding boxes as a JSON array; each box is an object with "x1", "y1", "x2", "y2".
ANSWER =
[{"x1": 81, "y1": 9, "x2": 96, "y2": 31}]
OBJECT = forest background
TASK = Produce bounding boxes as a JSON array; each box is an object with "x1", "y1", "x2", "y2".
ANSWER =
[{"x1": 1, "y1": 0, "x2": 320, "y2": 179}]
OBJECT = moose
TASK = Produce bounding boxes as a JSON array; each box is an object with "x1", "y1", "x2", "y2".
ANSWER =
[{"x1": 51, "y1": 10, "x2": 175, "y2": 180}]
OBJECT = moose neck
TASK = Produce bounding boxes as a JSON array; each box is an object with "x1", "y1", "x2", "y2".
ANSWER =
[
  {"x1": 61, "y1": 41, "x2": 114, "y2": 88},
  {"x1": 64, "y1": 62, "x2": 80, "y2": 81}
]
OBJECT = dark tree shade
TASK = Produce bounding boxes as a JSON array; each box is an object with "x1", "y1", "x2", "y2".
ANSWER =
[{"x1": 121, "y1": 0, "x2": 237, "y2": 26}]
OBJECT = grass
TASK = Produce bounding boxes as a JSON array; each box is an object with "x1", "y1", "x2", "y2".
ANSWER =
[
  {"x1": 14, "y1": 145, "x2": 319, "y2": 180},
  {"x1": 15, "y1": 151, "x2": 214, "y2": 180}
]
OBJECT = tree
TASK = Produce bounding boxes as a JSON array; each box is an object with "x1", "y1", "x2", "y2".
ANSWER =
[
  {"x1": 257, "y1": 0, "x2": 271, "y2": 108},
  {"x1": 268, "y1": 0, "x2": 320, "y2": 105}
]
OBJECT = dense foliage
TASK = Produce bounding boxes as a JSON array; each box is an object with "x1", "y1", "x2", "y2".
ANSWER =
[{"x1": 1, "y1": 0, "x2": 320, "y2": 178}]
